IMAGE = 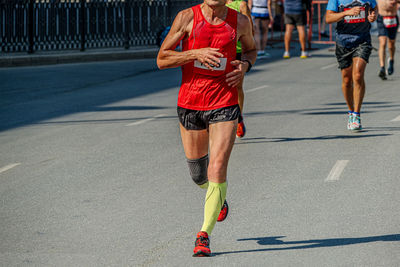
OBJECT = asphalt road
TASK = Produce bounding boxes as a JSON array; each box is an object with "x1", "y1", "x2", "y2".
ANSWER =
[{"x1": 1, "y1": 39, "x2": 400, "y2": 266}]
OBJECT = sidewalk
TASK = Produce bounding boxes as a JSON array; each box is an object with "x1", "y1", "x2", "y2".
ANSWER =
[{"x1": 0, "y1": 46, "x2": 159, "y2": 68}]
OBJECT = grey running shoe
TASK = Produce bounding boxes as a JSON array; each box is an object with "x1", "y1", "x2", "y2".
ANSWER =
[{"x1": 283, "y1": 51, "x2": 290, "y2": 59}]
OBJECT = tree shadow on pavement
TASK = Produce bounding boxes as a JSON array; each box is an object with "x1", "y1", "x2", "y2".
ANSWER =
[
  {"x1": 213, "y1": 234, "x2": 400, "y2": 255},
  {"x1": 235, "y1": 134, "x2": 392, "y2": 145},
  {"x1": 32, "y1": 114, "x2": 176, "y2": 126},
  {"x1": 324, "y1": 101, "x2": 393, "y2": 106},
  {"x1": 0, "y1": 60, "x2": 179, "y2": 132},
  {"x1": 305, "y1": 54, "x2": 334, "y2": 58}
]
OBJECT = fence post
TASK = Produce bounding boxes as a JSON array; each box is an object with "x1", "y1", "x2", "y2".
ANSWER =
[
  {"x1": 28, "y1": 0, "x2": 34, "y2": 53},
  {"x1": 80, "y1": 0, "x2": 86, "y2": 51},
  {"x1": 124, "y1": 0, "x2": 130, "y2": 49}
]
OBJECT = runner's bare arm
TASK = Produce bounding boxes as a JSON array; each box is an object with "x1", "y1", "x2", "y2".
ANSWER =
[
  {"x1": 268, "y1": 0, "x2": 274, "y2": 23},
  {"x1": 239, "y1": 1, "x2": 255, "y2": 35},
  {"x1": 226, "y1": 14, "x2": 257, "y2": 87},
  {"x1": 239, "y1": 14, "x2": 257, "y2": 66},
  {"x1": 157, "y1": 9, "x2": 224, "y2": 70},
  {"x1": 248, "y1": 0, "x2": 253, "y2": 12},
  {"x1": 325, "y1": 7, "x2": 362, "y2": 24}
]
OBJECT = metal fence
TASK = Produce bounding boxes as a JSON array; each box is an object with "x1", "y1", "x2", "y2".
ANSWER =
[{"x1": 0, "y1": 0, "x2": 199, "y2": 53}]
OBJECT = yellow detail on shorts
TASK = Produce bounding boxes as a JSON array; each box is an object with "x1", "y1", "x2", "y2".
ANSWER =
[
  {"x1": 199, "y1": 181, "x2": 209, "y2": 189},
  {"x1": 200, "y1": 182, "x2": 227, "y2": 234}
]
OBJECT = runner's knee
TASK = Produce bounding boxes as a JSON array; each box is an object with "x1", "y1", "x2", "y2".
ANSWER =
[
  {"x1": 353, "y1": 72, "x2": 364, "y2": 84},
  {"x1": 187, "y1": 155, "x2": 208, "y2": 186},
  {"x1": 342, "y1": 72, "x2": 353, "y2": 84}
]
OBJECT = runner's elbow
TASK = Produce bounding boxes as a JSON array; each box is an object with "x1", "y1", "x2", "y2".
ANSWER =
[
  {"x1": 157, "y1": 60, "x2": 165, "y2": 70},
  {"x1": 157, "y1": 54, "x2": 168, "y2": 70},
  {"x1": 325, "y1": 16, "x2": 334, "y2": 24},
  {"x1": 325, "y1": 12, "x2": 337, "y2": 24}
]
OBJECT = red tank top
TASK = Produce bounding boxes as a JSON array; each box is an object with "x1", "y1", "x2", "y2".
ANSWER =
[{"x1": 178, "y1": 4, "x2": 238, "y2": 111}]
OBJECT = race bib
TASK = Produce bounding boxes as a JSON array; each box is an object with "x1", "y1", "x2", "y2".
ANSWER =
[
  {"x1": 194, "y1": 58, "x2": 227, "y2": 72},
  {"x1": 383, "y1": 16, "x2": 397, "y2": 28},
  {"x1": 344, "y1": 7, "x2": 366, "y2": 23}
]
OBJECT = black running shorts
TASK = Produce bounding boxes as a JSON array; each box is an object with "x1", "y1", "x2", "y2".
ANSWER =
[
  {"x1": 177, "y1": 105, "x2": 240, "y2": 130},
  {"x1": 284, "y1": 12, "x2": 307, "y2": 26},
  {"x1": 335, "y1": 42, "x2": 372, "y2": 70},
  {"x1": 377, "y1": 15, "x2": 399, "y2": 40}
]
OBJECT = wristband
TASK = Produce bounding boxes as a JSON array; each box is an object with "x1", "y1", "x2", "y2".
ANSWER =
[{"x1": 243, "y1": 60, "x2": 252, "y2": 73}]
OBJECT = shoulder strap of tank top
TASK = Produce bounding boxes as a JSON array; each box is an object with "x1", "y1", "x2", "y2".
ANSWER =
[
  {"x1": 225, "y1": 6, "x2": 238, "y2": 29},
  {"x1": 192, "y1": 5, "x2": 203, "y2": 25}
]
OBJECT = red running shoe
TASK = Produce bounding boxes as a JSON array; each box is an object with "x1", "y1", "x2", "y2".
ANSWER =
[
  {"x1": 217, "y1": 200, "x2": 229, "y2": 222},
  {"x1": 236, "y1": 121, "x2": 246, "y2": 138},
  {"x1": 193, "y1": 231, "x2": 211, "y2": 257}
]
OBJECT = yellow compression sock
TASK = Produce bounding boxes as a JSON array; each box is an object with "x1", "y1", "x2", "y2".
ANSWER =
[{"x1": 200, "y1": 181, "x2": 227, "y2": 234}]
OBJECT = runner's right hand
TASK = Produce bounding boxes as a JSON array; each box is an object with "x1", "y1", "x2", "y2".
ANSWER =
[
  {"x1": 345, "y1": 7, "x2": 361, "y2": 16},
  {"x1": 193, "y1": 48, "x2": 224, "y2": 71}
]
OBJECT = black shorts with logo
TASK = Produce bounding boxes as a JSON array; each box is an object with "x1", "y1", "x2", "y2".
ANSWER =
[
  {"x1": 377, "y1": 15, "x2": 399, "y2": 40},
  {"x1": 335, "y1": 41, "x2": 372, "y2": 69},
  {"x1": 177, "y1": 105, "x2": 240, "y2": 130},
  {"x1": 284, "y1": 12, "x2": 307, "y2": 26}
]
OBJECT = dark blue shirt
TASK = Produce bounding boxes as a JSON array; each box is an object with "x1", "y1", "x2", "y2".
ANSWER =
[
  {"x1": 284, "y1": 0, "x2": 305, "y2": 14},
  {"x1": 327, "y1": 0, "x2": 377, "y2": 47}
]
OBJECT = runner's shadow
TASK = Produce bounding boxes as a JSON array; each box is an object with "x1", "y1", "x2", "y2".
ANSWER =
[
  {"x1": 235, "y1": 134, "x2": 391, "y2": 144},
  {"x1": 213, "y1": 234, "x2": 400, "y2": 256},
  {"x1": 362, "y1": 126, "x2": 400, "y2": 132}
]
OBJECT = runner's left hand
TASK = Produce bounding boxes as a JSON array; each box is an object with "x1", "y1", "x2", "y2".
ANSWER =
[
  {"x1": 368, "y1": 9, "x2": 377, "y2": 22},
  {"x1": 226, "y1": 60, "x2": 246, "y2": 87}
]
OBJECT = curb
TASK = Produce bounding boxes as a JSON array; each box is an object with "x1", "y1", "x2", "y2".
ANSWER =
[{"x1": 0, "y1": 47, "x2": 159, "y2": 68}]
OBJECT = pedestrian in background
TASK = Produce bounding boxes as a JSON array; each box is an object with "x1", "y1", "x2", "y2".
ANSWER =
[
  {"x1": 227, "y1": 0, "x2": 254, "y2": 138},
  {"x1": 376, "y1": 0, "x2": 399, "y2": 80},
  {"x1": 283, "y1": 0, "x2": 311, "y2": 58},
  {"x1": 249, "y1": 0, "x2": 274, "y2": 58}
]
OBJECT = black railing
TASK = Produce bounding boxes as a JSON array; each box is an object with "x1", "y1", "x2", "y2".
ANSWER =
[{"x1": 0, "y1": 0, "x2": 200, "y2": 53}]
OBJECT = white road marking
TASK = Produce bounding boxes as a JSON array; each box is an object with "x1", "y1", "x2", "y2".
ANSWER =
[
  {"x1": 325, "y1": 160, "x2": 349, "y2": 181},
  {"x1": 125, "y1": 114, "x2": 167, "y2": 126},
  {"x1": 0, "y1": 163, "x2": 21, "y2": 174},
  {"x1": 391, "y1": 115, "x2": 400, "y2": 122},
  {"x1": 321, "y1": 63, "x2": 337, "y2": 70},
  {"x1": 246, "y1": 85, "x2": 269, "y2": 93}
]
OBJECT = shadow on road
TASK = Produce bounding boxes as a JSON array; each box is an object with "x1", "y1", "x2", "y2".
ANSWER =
[
  {"x1": 235, "y1": 133, "x2": 392, "y2": 144},
  {"x1": 213, "y1": 234, "x2": 400, "y2": 255},
  {"x1": 31, "y1": 115, "x2": 177, "y2": 126},
  {"x1": 0, "y1": 60, "x2": 180, "y2": 131},
  {"x1": 244, "y1": 101, "x2": 400, "y2": 118},
  {"x1": 324, "y1": 101, "x2": 393, "y2": 106}
]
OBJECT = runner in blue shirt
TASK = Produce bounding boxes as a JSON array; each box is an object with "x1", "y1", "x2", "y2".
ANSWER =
[{"x1": 326, "y1": 0, "x2": 377, "y2": 131}]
